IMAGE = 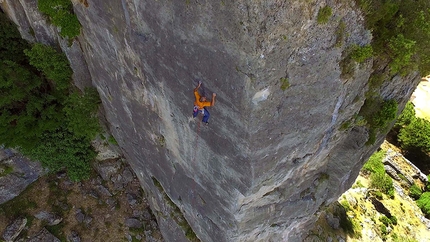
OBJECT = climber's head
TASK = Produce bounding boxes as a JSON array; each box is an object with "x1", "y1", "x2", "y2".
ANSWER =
[{"x1": 200, "y1": 96, "x2": 207, "y2": 102}]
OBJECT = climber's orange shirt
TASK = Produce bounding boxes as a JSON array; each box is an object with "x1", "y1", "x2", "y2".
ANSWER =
[{"x1": 194, "y1": 90, "x2": 211, "y2": 109}]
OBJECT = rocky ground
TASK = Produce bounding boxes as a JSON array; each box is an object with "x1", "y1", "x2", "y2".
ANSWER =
[
  {"x1": 306, "y1": 141, "x2": 430, "y2": 242},
  {"x1": 0, "y1": 140, "x2": 163, "y2": 242}
]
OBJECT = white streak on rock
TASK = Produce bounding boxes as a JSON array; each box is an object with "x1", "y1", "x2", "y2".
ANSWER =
[{"x1": 252, "y1": 87, "x2": 270, "y2": 105}]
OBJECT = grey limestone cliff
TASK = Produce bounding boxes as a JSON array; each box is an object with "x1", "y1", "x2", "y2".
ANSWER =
[{"x1": 1, "y1": 0, "x2": 421, "y2": 241}]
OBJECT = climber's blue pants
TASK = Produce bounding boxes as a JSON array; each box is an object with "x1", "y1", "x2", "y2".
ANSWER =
[
  {"x1": 202, "y1": 107, "x2": 210, "y2": 123},
  {"x1": 193, "y1": 107, "x2": 210, "y2": 123}
]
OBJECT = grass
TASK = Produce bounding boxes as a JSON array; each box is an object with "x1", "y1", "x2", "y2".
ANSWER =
[
  {"x1": 317, "y1": 6, "x2": 332, "y2": 24},
  {"x1": 280, "y1": 77, "x2": 290, "y2": 91},
  {"x1": 108, "y1": 135, "x2": 118, "y2": 145},
  {"x1": 0, "y1": 164, "x2": 13, "y2": 177},
  {"x1": 0, "y1": 182, "x2": 38, "y2": 218},
  {"x1": 362, "y1": 149, "x2": 386, "y2": 175},
  {"x1": 335, "y1": 21, "x2": 346, "y2": 47}
]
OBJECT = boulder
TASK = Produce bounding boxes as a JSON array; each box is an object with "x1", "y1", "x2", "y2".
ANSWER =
[
  {"x1": 325, "y1": 213, "x2": 340, "y2": 230},
  {"x1": 96, "y1": 185, "x2": 112, "y2": 197},
  {"x1": 0, "y1": 150, "x2": 44, "y2": 204},
  {"x1": 34, "y1": 211, "x2": 63, "y2": 226},
  {"x1": 384, "y1": 165, "x2": 401, "y2": 181},
  {"x1": 27, "y1": 228, "x2": 60, "y2": 242},
  {"x1": 67, "y1": 231, "x2": 81, "y2": 242},
  {"x1": 75, "y1": 209, "x2": 85, "y2": 223},
  {"x1": 94, "y1": 160, "x2": 122, "y2": 181},
  {"x1": 125, "y1": 217, "x2": 143, "y2": 229},
  {"x1": 2, "y1": 217, "x2": 27, "y2": 242}
]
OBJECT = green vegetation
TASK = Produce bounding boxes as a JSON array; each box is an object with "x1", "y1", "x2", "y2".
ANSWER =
[
  {"x1": 353, "y1": 0, "x2": 430, "y2": 145},
  {"x1": 63, "y1": 88, "x2": 101, "y2": 138},
  {"x1": 409, "y1": 184, "x2": 423, "y2": 200},
  {"x1": 428, "y1": 175, "x2": 430, "y2": 191},
  {"x1": 362, "y1": 149, "x2": 394, "y2": 198},
  {"x1": 359, "y1": 98, "x2": 398, "y2": 145},
  {"x1": 355, "y1": 0, "x2": 430, "y2": 76},
  {"x1": 337, "y1": 201, "x2": 362, "y2": 238},
  {"x1": 417, "y1": 192, "x2": 430, "y2": 218},
  {"x1": 0, "y1": 11, "x2": 101, "y2": 181},
  {"x1": 393, "y1": 101, "x2": 430, "y2": 155},
  {"x1": 108, "y1": 135, "x2": 118, "y2": 145},
  {"x1": 0, "y1": 164, "x2": 13, "y2": 177},
  {"x1": 335, "y1": 21, "x2": 346, "y2": 47},
  {"x1": 37, "y1": 0, "x2": 81, "y2": 39},
  {"x1": 280, "y1": 77, "x2": 290, "y2": 91},
  {"x1": 370, "y1": 172, "x2": 395, "y2": 198},
  {"x1": 379, "y1": 215, "x2": 397, "y2": 226},
  {"x1": 350, "y1": 44, "x2": 373, "y2": 63},
  {"x1": 27, "y1": 127, "x2": 95, "y2": 181},
  {"x1": 24, "y1": 43, "x2": 72, "y2": 91},
  {"x1": 391, "y1": 103, "x2": 430, "y2": 218},
  {"x1": 398, "y1": 117, "x2": 430, "y2": 153},
  {"x1": 340, "y1": 44, "x2": 374, "y2": 79},
  {"x1": 317, "y1": 6, "x2": 332, "y2": 24},
  {"x1": 394, "y1": 102, "x2": 416, "y2": 128},
  {"x1": 0, "y1": 182, "x2": 38, "y2": 219},
  {"x1": 362, "y1": 149, "x2": 386, "y2": 174}
]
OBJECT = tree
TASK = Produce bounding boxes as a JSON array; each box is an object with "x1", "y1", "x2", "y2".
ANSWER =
[
  {"x1": 63, "y1": 87, "x2": 101, "y2": 139},
  {"x1": 26, "y1": 126, "x2": 95, "y2": 181},
  {"x1": 0, "y1": 12, "x2": 30, "y2": 63},
  {"x1": 24, "y1": 43, "x2": 72, "y2": 92},
  {"x1": 398, "y1": 117, "x2": 430, "y2": 153},
  {"x1": 394, "y1": 101, "x2": 416, "y2": 129},
  {"x1": 0, "y1": 11, "x2": 100, "y2": 181}
]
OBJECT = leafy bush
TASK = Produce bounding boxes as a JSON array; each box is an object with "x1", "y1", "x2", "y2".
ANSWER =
[
  {"x1": 388, "y1": 34, "x2": 416, "y2": 75},
  {"x1": 355, "y1": 0, "x2": 430, "y2": 76},
  {"x1": 24, "y1": 126, "x2": 95, "y2": 181},
  {"x1": 0, "y1": 12, "x2": 30, "y2": 63},
  {"x1": 371, "y1": 99, "x2": 398, "y2": 130},
  {"x1": 409, "y1": 184, "x2": 423, "y2": 200},
  {"x1": 0, "y1": 60, "x2": 63, "y2": 150},
  {"x1": 390, "y1": 215, "x2": 397, "y2": 225},
  {"x1": 427, "y1": 175, "x2": 430, "y2": 191},
  {"x1": 37, "y1": 0, "x2": 81, "y2": 38},
  {"x1": 317, "y1": 6, "x2": 332, "y2": 24},
  {"x1": 63, "y1": 88, "x2": 101, "y2": 139},
  {"x1": 360, "y1": 98, "x2": 398, "y2": 145},
  {"x1": 398, "y1": 117, "x2": 430, "y2": 153},
  {"x1": 24, "y1": 43, "x2": 72, "y2": 91},
  {"x1": 394, "y1": 102, "x2": 416, "y2": 129},
  {"x1": 379, "y1": 215, "x2": 391, "y2": 226},
  {"x1": 417, "y1": 192, "x2": 430, "y2": 217},
  {"x1": 350, "y1": 44, "x2": 374, "y2": 63}
]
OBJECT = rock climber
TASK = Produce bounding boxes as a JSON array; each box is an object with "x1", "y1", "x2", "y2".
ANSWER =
[{"x1": 193, "y1": 81, "x2": 216, "y2": 125}]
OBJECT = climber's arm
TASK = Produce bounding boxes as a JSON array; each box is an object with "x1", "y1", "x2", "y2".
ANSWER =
[
  {"x1": 194, "y1": 81, "x2": 201, "y2": 92},
  {"x1": 211, "y1": 93, "x2": 216, "y2": 106}
]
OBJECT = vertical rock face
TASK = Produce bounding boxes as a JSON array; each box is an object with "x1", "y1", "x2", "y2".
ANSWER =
[{"x1": 1, "y1": 0, "x2": 421, "y2": 241}]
